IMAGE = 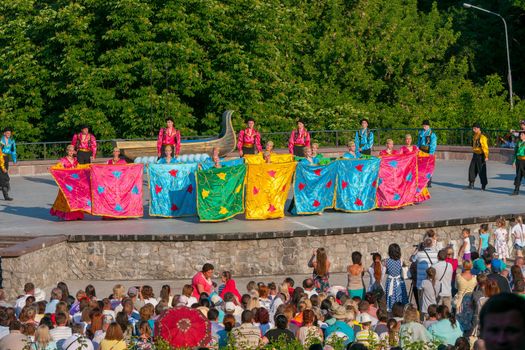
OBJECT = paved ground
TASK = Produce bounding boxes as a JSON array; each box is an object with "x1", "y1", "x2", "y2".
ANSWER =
[{"x1": 1, "y1": 159, "x2": 524, "y2": 237}]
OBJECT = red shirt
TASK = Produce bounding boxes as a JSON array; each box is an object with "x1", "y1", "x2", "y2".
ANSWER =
[
  {"x1": 58, "y1": 157, "x2": 78, "y2": 169},
  {"x1": 379, "y1": 149, "x2": 399, "y2": 156},
  {"x1": 191, "y1": 272, "x2": 212, "y2": 298},
  {"x1": 157, "y1": 127, "x2": 181, "y2": 156},
  {"x1": 71, "y1": 133, "x2": 97, "y2": 157},
  {"x1": 400, "y1": 145, "x2": 418, "y2": 154},
  {"x1": 237, "y1": 128, "x2": 262, "y2": 152}
]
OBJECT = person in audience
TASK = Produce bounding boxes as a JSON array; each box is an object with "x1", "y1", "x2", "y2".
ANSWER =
[
  {"x1": 263, "y1": 314, "x2": 295, "y2": 344},
  {"x1": 379, "y1": 318, "x2": 400, "y2": 349},
  {"x1": 62, "y1": 323, "x2": 94, "y2": 350},
  {"x1": 428, "y1": 305, "x2": 463, "y2": 345},
  {"x1": 494, "y1": 217, "x2": 509, "y2": 263},
  {"x1": 355, "y1": 313, "x2": 379, "y2": 346},
  {"x1": 231, "y1": 310, "x2": 262, "y2": 348},
  {"x1": 296, "y1": 309, "x2": 323, "y2": 347},
  {"x1": 31, "y1": 324, "x2": 56, "y2": 350},
  {"x1": 308, "y1": 248, "x2": 331, "y2": 293},
  {"x1": 432, "y1": 249, "x2": 453, "y2": 309},
  {"x1": 347, "y1": 251, "x2": 365, "y2": 299},
  {"x1": 399, "y1": 306, "x2": 432, "y2": 347},
  {"x1": 99, "y1": 323, "x2": 125, "y2": 350},
  {"x1": 385, "y1": 244, "x2": 408, "y2": 312}
]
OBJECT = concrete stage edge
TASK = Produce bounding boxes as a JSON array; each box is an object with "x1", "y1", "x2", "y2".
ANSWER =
[{"x1": 0, "y1": 159, "x2": 524, "y2": 298}]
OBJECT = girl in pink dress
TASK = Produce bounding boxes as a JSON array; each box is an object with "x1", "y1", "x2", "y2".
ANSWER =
[
  {"x1": 50, "y1": 145, "x2": 85, "y2": 220},
  {"x1": 400, "y1": 134, "x2": 419, "y2": 154}
]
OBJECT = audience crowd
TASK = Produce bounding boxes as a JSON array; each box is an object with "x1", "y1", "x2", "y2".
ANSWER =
[{"x1": 1, "y1": 218, "x2": 525, "y2": 349}]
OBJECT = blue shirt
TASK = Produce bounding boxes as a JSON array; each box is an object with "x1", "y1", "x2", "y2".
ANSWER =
[
  {"x1": 44, "y1": 299, "x2": 60, "y2": 314},
  {"x1": 300, "y1": 157, "x2": 319, "y2": 165},
  {"x1": 0, "y1": 136, "x2": 16, "y2": 163},
  {"x1": 417, "y1": 129, "x2": 437, "y2": 155},
  {"x1": 342, "y1": 151, "x2": 361, "y2": 159},
  {"x1": 355, "y1": 129, "x2": 374, "y2": 151},
  {"x1": 428, "y1": 319, "x2": 463, "y2": 345},
  {"x1": 157, "y1": 157, "x2": 177, "y2": 164},
  {"x1": 324, "y1": 319, "x2": 355, "y2": 345}
]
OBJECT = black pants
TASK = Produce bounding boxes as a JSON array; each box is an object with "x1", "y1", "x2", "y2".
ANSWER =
[
  {"x1": 3, "y1": 155, "x2": 9, "y2": 171},
  {"x1": 242, "y1": 146, "x2": 256, "y2": 155},
  {"x1": 361, "y1": 149, "x2": 371, "y2": 156},
  {"x1": 293, "y1": 145, "x2": 306, "y2": 157},
  {"x1": 77, "y1": 151, "x2": 91, "y2": 164},
  {"x1": 469, "y1": 153, "x2": 487, "y2": 186},
  {"x1": 515, "y1": 159, "x2": 525, "y2": 187}
]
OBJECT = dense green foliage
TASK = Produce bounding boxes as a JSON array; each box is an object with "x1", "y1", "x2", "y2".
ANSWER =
[{"x1": 0, "y1": 0, "x2": 524, "y2": 143}]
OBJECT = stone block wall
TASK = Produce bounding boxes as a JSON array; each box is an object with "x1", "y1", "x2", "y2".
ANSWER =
[{"x1": 0, "y1": 222, "x2": 494, "y2": 300}]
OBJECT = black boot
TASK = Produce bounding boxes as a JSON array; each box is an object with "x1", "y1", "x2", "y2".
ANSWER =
[
  {"x1": 512, "y1": 186, "x2": 520, "y2": 196},
  {"x1": 427, "y1": 179, "x2": 432, "y2": 188},
  {"x1": 2, "y1": 187, "x2": 12, "y2": 201},
  {"x1": 481, "y1": 185, "x2": 487, "y2": 191},
  {"x1": 464, "y1": 182, "x2": 474, "y2": 190}
]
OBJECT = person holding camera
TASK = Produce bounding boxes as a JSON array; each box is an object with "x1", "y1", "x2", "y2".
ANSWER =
[{"x1": 410, "y1": 238, "x2": 438, "y2": 310}]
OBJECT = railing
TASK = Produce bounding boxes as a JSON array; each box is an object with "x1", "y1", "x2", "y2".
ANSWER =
[{"x1": 15, "y1": 128, "x2": 514, "y2": 161}]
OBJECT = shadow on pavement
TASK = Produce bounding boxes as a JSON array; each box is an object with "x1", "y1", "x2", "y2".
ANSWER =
[{"x1": 22, "y1": 176, "x2": 57, "y2": 187}]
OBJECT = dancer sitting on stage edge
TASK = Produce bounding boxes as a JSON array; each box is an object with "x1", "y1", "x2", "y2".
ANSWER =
[
  {"x1": 157, "y1": 145, "x2": 176, "y2": 164},
  {"x1": 401, "y1": 134, "x2": 418, "y2": 154},
  {"x1": 466, "y1": 123, "x2": 489, "y2": 191},
  {"x1": 343, "y1": 140, "x2": 360, "y2": 159},
  {"x1": 157, "y1": 117, "x2": 181, "y2": 158},
  {"x1": 50, "y1": 145, "x2": 84, "y2": 221},
  {"x1": 71, "y1": 125, "x2": 97, "y2": 164},
  {"x1": 237, "y1": 118, "x2": 262, "y2": 157},
  {"x1": 107, "y1": 147, "x2": 127, "y2": 165}
]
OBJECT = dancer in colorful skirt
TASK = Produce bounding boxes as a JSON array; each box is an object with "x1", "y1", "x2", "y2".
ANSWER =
[
  {"x1": 71, "y1": 125, "x2": 97, "y2": 164},
  {"x1": 157, "y1": 117, "x2": 181, "y2": 158},
  {"x1": 50, "y1": 145, "x2": 85, "y2": 220},
  {"x1": 237, "y1": 118, "x2": 262, "y2": 156},
  {"x1": 355, "y1": 118, "x2": 374, "y2": 156},
  {"x1": 107, "y1": 147, "x2": 127, "y2": 165},
  {"x1": 300, "y1": 147, "x2": 319, "y2": 165},
  {"x1": 288, "y1": 120, "x2": 311, "y2": 156}
]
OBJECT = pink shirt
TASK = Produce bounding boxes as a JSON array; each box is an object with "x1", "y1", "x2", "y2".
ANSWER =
[
  {"x1": 71, "y1": 133, "x2": 97, "y2": 157},
  {"x1": 237, "y1": 128, "x2": 262, "y2": 152},
  {"x1": 192, "y1": 272, "x2": 212, "y2": 298},
  {"x1": 157, "y1": 127, "x2": 181, "y2": 156},
  {"x1": 58, "y1": 157, "x2": 78, "y2": 169},
  {"x1": 106, "y1": 159, "x2": 127, "y2": 165},
  {"x1": 400, "y1": 145, "x2": 418, "y2": 154},
  {"x1": 288, "y1": 129, "x2": 311, "y2": 154},
  {"x1": 379, "y1": 149, "x2": 398, "y2": 156}
]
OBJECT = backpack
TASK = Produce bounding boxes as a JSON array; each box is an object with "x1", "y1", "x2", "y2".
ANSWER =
[{"x1": 469, "y1": 235, "x2": 477, "y2": 254}]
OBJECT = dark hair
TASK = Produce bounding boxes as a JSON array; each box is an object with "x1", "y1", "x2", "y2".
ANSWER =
[
  {"x1": 202, "y1": 263, "x2": 214, "y2": 273},
  {"x1": 480, "y1": 293, "x2": 525, "y2": 332},
  {"x1": 303, "y1": 278, "x2": 314, "y2": 289},
  {"x1": 222, "y1": 271, "x2": 232, "y2": 281},
  {"x1": 9, "y1": 320, "x2": 22, "y2": 331},
  {"x1": 24, "y1": 283, "x2": 35, "y2": 293},
  {"x1": 141, "y1": 285, "x2": 154, "y2": 299},
  {"x1": 427, "y1": 304, "x2": 438, "y2": 318},
  {"x1": 436, "y1": 305, "x2": 456, "y2": 327},
  {"x1": 284, "y1": 277, "x2": 295, "y2": 287},
  {"x1": 310, "y1": 294, "x2": 319, "y2": 307},
  {"x1": 274, "y1": 314, "x2": 288, "y2": 329},
  {"x1": 462, "y1": 228, "x2": 471, "y2": 235},
  {"x1": 377, "y1": 308, "x2": 388, "y2": 322},
  {"x1": 351, "y1": 251, "x2": 362, "y2": 265},
  {"x1": 388, "y1": 244, "x2": 401, "y2": 260},
  {"x1": 241, "y1": 310, "x2": 253, "y2": 324},
  {"x1": 454, "y1": 337, "x2": 470, "y2": 350},
  {"x1": 55, "y1": 312, "x2": 68, "y2": 326},
  {"x1": 85, "y1": 284, "x2": 96, "y2": 299},
  {"x1": 246, "y1": 118, "x2": 255, "y2": 123},
  {"x1": 391, "y1": 302, "x2": 405, "y2": 318},
  {"x1": 515, "y1": 279, "x2": 525, "y2": 293},
  {"x1": 360, "y1": 118, "x2": 369, "y2": 125},
  {"x1": 480, "y1": 223, "x2": 489, "y2": 232},
  {"x1": 165, "y1": 117, "x2": 174, "y2": 122},
  {"x1": 57, "y1": 282, "x2": 71, "y2": 303},
  {"x1": 115, "y1": 311, "x2": 130, "y2": 333},
  {"x1": 207, "y1": 308, "x2": 219, "y2": 321},
  {"x1": 223, "y1": 314, "x2": 236, "y2": 332},
  {"x1": 160, "y1": 285, "x2": 171, "y2": 303},
  {"x1": 437, "y1": 249, "x2": 447, "y2": 261},
  {"x1": 254, "y1": 308, "x2": 270, "y2": 324}
]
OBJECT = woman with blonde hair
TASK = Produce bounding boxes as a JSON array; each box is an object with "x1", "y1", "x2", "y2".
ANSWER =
[
  {"x1": 399, "y1": 306, "x2": 432, "y2": 347},
  {"x1": 455, "y1": 260, "x2": 477, "y2": 312},
  {"x1": 343, "y1": 140, "x2": 360, "y2": 159},
  {"x1": 400, "y1": 134, "x2": 418, "y2": 154},
  {"x1": 379, "y1": 139, "x2": 398, "y2": 156},
  {"x1": 265, "y1": 141, "x2": 274, "y2": 153},
  {"x1": 308, "y1": 247, "x2": 331, "y2": 292},
  {"x1": 31, "y1": 325, "x2": 57, "y2": 350}
]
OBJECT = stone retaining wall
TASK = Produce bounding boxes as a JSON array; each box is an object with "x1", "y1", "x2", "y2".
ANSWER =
[{"x1": 2, "y1": 222, "x2": 493, "y2": 299}]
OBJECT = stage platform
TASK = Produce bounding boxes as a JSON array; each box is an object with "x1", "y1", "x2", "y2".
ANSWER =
[{"x1": 1, "y1": 159, "x2": 524, "y2": 241}]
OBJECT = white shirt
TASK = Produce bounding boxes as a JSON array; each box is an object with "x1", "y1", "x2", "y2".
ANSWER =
[
  {"x1": 512, "y1": 224, "x2": 525, "y2": 246},
  {"x1": 62, "y1": 333, "x2": 94, "y2": 350},
  {"x1": 50, "y1": 326, "x2": 73, "y2": 341},
  {"x1": 304, "y1": 289, "x2": 318, "y2": 299},
  {"x1": 431, "y1": 261, "x2": 453, "y2": 297},
  {"x1": 14, "y1": 295, "x2": 31, "y2": 317},
  {"x1": 0, "y1": 326, "x2": 9, "y2": 340}
]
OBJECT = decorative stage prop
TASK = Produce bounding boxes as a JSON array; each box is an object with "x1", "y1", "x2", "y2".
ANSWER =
[
  {"x1": 376, "y1": 152, "x2": 418, "y2": 209},
  {"x1": 50, "y1": 166, "x2": 92, "y2": 214},
  {"x1": 50, "y1": 164, "x2": 144, "y2": 218},
  {"x1": 148, "y1": 163, "x2": 198, "y2": 217},
  {"x1": 245, "y1": 161, "x2": 297, "y2": 220},
  {"x1": 335, "y1": 158, "x2": 381, "y2": 212},
  {"x1": 196, "y1": 164, "x2": 247, "y2": 222},
  {"x1": 90, "y1": 164, "x2": 144, "y2": 218},
  {"x1": 50, "y1": 152, "x2": 435, "y2": 220}
]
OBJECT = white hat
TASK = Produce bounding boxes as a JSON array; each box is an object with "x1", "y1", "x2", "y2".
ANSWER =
[
  {"x1": 224, "y1": 302, "x2": 236, "y2": 312},
  {"x1": 357, "y1": 313, "x2": 373, "y2": 324}
]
